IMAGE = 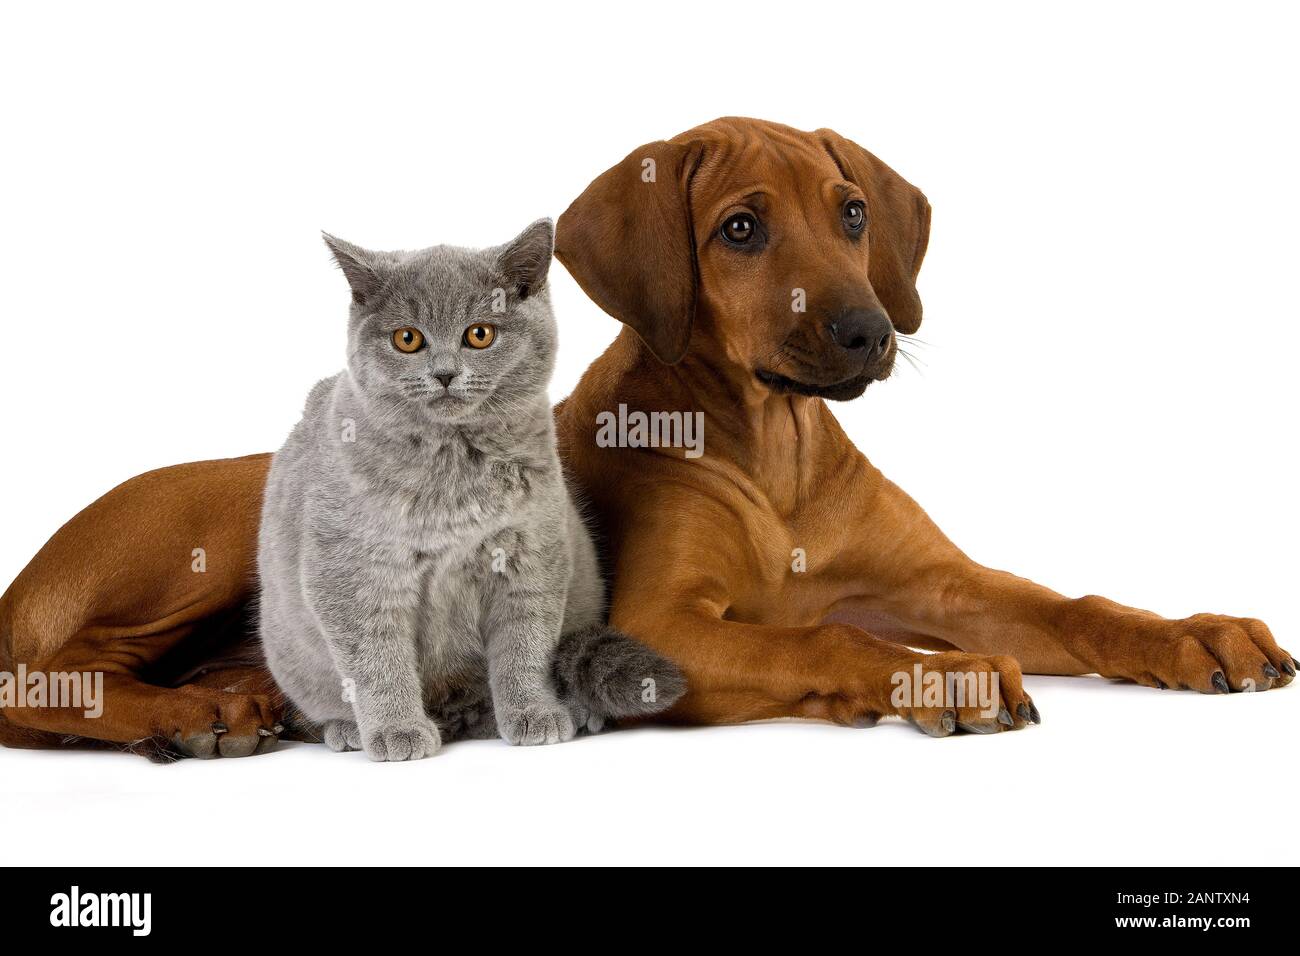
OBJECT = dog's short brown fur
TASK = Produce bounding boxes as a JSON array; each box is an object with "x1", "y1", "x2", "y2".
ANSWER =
[{"x1": 0, "y1": 117, "x2": 1291, "y2": 756}]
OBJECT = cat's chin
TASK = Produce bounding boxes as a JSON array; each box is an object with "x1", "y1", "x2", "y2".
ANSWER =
[{"x1": 423, "y1": 394, "x2": 480, "y2": 422}]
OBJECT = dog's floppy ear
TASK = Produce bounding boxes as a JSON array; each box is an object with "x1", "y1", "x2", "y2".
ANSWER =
[
  {"x1": 556, "y1": 140, "x2": 703, "y2": 364},
  {"x1": 817, "y1": 129, "x2": 931, "y2": 334}
]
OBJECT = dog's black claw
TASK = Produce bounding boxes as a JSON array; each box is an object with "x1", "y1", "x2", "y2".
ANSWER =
[
  {"x1": 1281, "y1": 659, "x2": 1296, "y2": 677},
  {"x1": 1155, "y1": 678, "x2": 1167, "y2": 690},
  {"x1": 211, "y1": 721, "x2": 229, "y2": 735},
  {"x1": 1211, "y1": 671, "x2": 1230, "y2": 694},
  {"x1": 997, "y1": 707, "x2": 1013, "y2": 727},
  {"x1": 1016, "y1": 703, "x2": 1031, "y2": 721},
  {"x1": 940, "y1": 710, "x2": 956, "y2": 734},
  {"x1": 1264, "y1": 663, "x2": 1280, "y2": 679},
  {"x1": 1029, "y1": 702, "x2": 1041, "y2": 724}
]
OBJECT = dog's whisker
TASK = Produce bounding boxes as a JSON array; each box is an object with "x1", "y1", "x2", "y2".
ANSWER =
[
  {"x1": 890, "y1": 348, "x2": 924, "y2": 376},
  {"x1": 896, "y1": 344, "x2": 927, "y2": 367},
  {"x1": 895, "y1": 333, "x2": 933, "y2": 350}
]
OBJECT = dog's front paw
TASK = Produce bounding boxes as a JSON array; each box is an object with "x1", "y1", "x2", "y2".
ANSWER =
[
  {"x1": 1116, "y1": 612, "x2": 1290, "y2": 694},
  {"x1": 1157, "y1": 615, "x2": 1294, "y2": 693},
  {"x1": 888, "y1": 652, "x2": 1039, "y2": 737},
  {"x1": 1062, "y1": 597, "x2": 1294, "y2": 693},
  {"x1": 498, "y1": 702, "x2": 576, "y2": 746},
  {"x1": 360, "y1": 719, "x2": 442, "y2": 761}
]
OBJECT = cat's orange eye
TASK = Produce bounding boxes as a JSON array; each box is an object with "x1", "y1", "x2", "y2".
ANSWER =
[
  {"x1": 392, "y1": 327, "x2": 425, "y2": 353},
  {"x1": 463, "y1": 324, "x2": 496, "y2": 350}
]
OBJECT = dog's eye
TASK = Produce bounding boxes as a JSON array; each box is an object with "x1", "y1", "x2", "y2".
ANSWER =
[
  {"x1": 843, "y1": 201, "x2": 867, "y2": 233},
  {"x1": 721, "y1": 213, "x2": 757, "y2": 245},
  {"x1": 463, "y1": 323, "x2": 496, "y2": 349},
  {"x1": 392, "y1": 327, "x2": 425, "y2": 353}
]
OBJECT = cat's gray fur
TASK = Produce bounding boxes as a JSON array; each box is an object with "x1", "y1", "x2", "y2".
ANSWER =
[{"x1": 257, "y1": 219, "x2": 683, "y2": 760}]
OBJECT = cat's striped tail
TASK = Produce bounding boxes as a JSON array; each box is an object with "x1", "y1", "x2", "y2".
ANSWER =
[{"x1": 552, "y1": 625, "x2": 686, "y2": 726}]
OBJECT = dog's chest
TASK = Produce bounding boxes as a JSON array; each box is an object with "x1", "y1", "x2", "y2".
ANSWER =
[{"x1": 727, "y1": 500, "x2": 867, "y2": 625}]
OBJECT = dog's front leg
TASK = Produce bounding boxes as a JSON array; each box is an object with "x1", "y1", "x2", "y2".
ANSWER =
[
  {"x1": 600, "y1": 491, "x2": 1043, "y2": 732},
  {"x1": 841, "y1": 463, "x2": 1295, "y2": 693},
  {"x1": 610, "y1": 600, "x2": 1037, "y2": 734}
]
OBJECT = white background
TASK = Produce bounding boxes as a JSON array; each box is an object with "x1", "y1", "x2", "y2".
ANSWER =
[{"x1": 1, "y1": 1, "x2": 1296, "y2": 866}]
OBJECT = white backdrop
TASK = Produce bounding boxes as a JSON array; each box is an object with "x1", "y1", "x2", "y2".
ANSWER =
[{"x1": 1, "y1": 1, "x2": 1296, "y2": 866}]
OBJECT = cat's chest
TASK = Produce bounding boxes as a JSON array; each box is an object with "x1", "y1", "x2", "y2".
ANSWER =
[{"x1": 354, "y1": 442, "x2": 551, "y2": 551}]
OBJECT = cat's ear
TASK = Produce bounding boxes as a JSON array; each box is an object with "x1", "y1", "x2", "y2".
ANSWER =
[
  {"x1": 322, "y1": 232, "x2": 383, "y2": 306},
  {"x1": 496, "y1": 218, "x2": 554, "y2": 301}
]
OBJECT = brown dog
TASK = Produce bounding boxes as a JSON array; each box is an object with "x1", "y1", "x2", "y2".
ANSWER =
[
  {"x1": 553, "y1": 117, "x2": 1293, "y2": 732},
  {"x1": 0, "y1": 117, "x2": 1291, "y2": 757}
]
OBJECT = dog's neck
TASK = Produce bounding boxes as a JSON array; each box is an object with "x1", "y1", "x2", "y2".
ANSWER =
[{"x1": 569, "y1": 329, "x2": 839, "y2": 510}]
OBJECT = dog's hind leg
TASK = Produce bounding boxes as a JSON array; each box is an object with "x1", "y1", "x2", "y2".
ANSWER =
[
  {"x1": 0, "y1": 453, "x2": 284, "y2": 758},
  {"x1": 2, "y1": 627, "x2": 285, "y2": 759}
]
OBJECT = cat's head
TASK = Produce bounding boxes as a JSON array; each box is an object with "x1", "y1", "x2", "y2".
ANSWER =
[{"x1": 323, "y1": 219, "x2": 557, "y2": 425}]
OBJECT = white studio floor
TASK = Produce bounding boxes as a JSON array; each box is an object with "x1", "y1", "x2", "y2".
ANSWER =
[{"x1": 2, "y1": 673, "x2": 1294, "y2": 867}]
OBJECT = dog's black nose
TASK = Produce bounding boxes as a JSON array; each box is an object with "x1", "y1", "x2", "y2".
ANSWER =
[{"x1": 830, "y1": 309, "x2": 894, "y2": 358}]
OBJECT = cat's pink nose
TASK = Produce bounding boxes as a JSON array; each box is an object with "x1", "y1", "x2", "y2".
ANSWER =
[{"x1": 435, "y1": 374, "x2": 455, "y2": 388}]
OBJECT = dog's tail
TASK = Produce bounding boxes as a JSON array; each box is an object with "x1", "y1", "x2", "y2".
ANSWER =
[{"x1": 552, "y1": 625, "x2": 686, "y2": 722}]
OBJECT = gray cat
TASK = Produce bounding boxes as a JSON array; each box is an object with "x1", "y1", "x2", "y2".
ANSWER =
[{"x1": 257, "y1": 219, "x2": 684, "y2": 761}]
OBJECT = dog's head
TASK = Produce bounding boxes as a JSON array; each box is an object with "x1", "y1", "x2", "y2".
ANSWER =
[{"x1": 556, "y1": 117, "x2": 930, "y2": 401}]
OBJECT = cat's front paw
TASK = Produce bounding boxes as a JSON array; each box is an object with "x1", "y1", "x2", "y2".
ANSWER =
[
  {"x1": 323, "y1": 718, "x2": 362, "y2": 752},
  {"x1": 499, "y1": 703, "x2": 576, "y2": 746},
  {"x1": 361, "y1": 719, "x2": 442, "y2": 762}
]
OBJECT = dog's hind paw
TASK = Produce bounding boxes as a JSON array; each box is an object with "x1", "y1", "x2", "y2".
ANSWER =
[{"x1": 166, "y1": 688, "x2": 284, "y2": 759}]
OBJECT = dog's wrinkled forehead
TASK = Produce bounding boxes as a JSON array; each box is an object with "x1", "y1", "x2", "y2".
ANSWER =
[{"x1": 678, "y1": 118, "x2": 847, "y2": 213}]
